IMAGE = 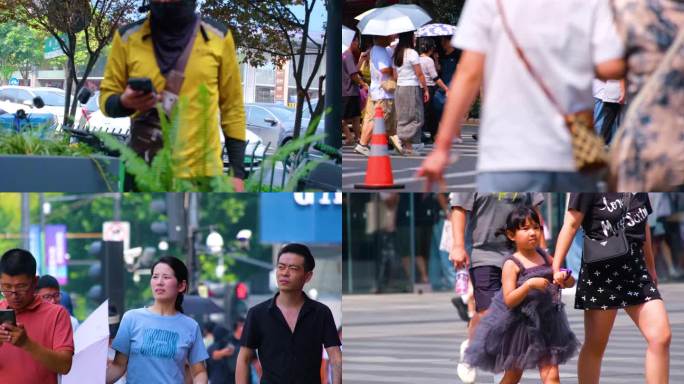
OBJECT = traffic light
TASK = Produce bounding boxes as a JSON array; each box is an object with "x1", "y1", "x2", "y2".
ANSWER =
[
  {"x1": 226, "y1": 282, "x2": 249, "y2": 322},
  {"x1": 149, "y1": 194, "x2": 186, "y2": 242},
  {"x1": 87, "y1": 241, "x2": 125, "y2": 314}
]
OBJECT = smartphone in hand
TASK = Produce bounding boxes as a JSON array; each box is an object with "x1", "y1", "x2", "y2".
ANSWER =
[
  {"x1": 0, "y1": 309, "x2": 16, "y2": 326},
  {"x1": 127, "y1": 77, "x2": 154, "y2": 94}
]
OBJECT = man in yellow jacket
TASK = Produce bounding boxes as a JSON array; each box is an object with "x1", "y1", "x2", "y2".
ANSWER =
[{"x1": 100, "y1": 0, "x2": 246, "y2": 190}]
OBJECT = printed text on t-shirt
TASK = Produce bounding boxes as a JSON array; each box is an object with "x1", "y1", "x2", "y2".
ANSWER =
[
  {"x1": 598, "y1": 196, "x2": 648, "y2": 237},
  {"x1": 140, "y1": 328, "x2": 179, "y2": 359}
]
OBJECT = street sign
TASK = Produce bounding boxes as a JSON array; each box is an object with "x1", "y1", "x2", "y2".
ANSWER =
[
  {"x1": 260, "y1": 192, "x2": 342, "y2": 243},
  {"x1": 44, "y1": 35, "x2": 66, "y2": 60},
  {"x1": 103, "y1": 221, "x2": 130, "y2": 250},
  {"x1": 45, "y1": 224, "x2": 68, "y2": 285}
]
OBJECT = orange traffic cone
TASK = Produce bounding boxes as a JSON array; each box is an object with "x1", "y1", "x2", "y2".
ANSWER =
[{"x1": 354, "y1": 105, "x2": 405, "y2": 190}]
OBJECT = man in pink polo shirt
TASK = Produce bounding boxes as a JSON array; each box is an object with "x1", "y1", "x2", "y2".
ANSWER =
[{"x1": 0, "y1": 248, "x2": 74, "y2": 384}]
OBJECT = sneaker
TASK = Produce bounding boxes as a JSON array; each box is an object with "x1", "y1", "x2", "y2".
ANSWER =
[
  {"x1": 389, "y1": 135, "x2": 402, "y2": 151},
  {"x1": 471, "y1": 133, "x2": 478, "y2": 141},
  {"x1": 412, "y1": 143, "x2": 425, "y2": 153},
  {"x1": 457, "y1": 339, "x2": 477, "y2": 384},
  {"x1": 451, "y1": 297, "x2": 471, "y2": 323},
  {"x1": 354, "y1": 144, "x2": 370, "y2": 156}
]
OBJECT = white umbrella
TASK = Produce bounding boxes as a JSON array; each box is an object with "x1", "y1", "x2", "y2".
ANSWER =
[
  {"x1": 415, "y1": 23, "x2": 458, "y2": 37},
  {"x1": 356, "y1": 4, "x2": 432, "y2": 36},
  {"x1": 342, "y1": 25, "x2": 356, "y2": 53},
  {"x1": 62, "y1": 300, "x2": 110, "y2": 384}
]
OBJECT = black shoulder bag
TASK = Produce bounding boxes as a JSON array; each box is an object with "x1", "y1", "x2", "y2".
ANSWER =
[{"x1": 582, "y1": 194, "x2": 631, "y2": 264}]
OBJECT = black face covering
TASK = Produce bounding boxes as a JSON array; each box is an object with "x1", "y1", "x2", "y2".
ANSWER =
[{"x1": 149, "y1": 0, "x2": 198, "y2": 74}]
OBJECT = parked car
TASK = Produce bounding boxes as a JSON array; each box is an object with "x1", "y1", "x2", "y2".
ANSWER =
[
  {"x1": 80, "y1": 91, "x2": 130, "y2": 135},
  {"x1": 0, "y1": 86, "x2": 82, "y2": 128},
  {"x1": 245, "y1": 103, "x2": 326, "y2": 151},
  {"x1": 245, "y1": 103, "x2": 293, "y2": 151}
]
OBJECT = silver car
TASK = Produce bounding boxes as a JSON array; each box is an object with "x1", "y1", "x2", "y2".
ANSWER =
[{"x1": 245, "y1": 103, "x2": 325, "y2": 153}]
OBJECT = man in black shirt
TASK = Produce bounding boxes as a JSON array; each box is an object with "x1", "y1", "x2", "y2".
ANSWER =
[{"x1": 236, "y1": 244, "x2": 342, "y2": 384}]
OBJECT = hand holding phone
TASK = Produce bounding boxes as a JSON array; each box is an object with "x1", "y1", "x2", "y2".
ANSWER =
[
  {"x1": 121, "y1": 77, "x2": 159, "y2": 112},
  {"x1": 127, "y1": 77, "x2": 153, "y2": 94}
]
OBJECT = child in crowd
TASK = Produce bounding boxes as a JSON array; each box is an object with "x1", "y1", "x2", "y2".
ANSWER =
[{"x1": 465, "y1": 207, "x2": 578, "y2": 383}]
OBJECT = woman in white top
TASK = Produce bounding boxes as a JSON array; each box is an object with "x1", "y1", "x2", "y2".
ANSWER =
[
  {"x1": 393, "y1": 31, "x2": 430, "y2": 155},
  {"x1": 418, "y1": 0, "x2": 626, "y2": 191},
  {"x1": 418, "y1": 39, "x2": 450, "y2": 144}
]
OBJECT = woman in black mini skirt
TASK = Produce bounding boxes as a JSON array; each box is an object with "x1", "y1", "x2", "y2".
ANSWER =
[{"x1": 553, "y1": 193, "x2": 671, "y2": 384}]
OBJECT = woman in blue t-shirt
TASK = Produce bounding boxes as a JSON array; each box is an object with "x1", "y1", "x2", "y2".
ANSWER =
[{"x1": 106, "y1": 256, "x2": 209, "y2": 384}]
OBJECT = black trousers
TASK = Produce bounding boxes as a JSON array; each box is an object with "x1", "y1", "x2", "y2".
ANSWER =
[
  {"x1": 423, "y1": 85, "x2": 438, "y2": 141},
  {"x1": 600, "y1": 101, "x2": 621, "y2": 145}
]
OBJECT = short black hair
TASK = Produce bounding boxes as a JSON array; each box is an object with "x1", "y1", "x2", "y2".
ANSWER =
[
  {"x1": 0, "y1": 248, "x2": 37, "y2": 277},
  {"x1": 37, "y1": 274, "x2": 60, "y2": 290},
  {"x1": 278, "y1": 243, "x2": 315, "y2": 272},
  {"x1": 418, "y1": 38, "x2": 436, "y2": 55},
  {"x1": 496, "y1": 207, "x2": 542, "y2": 249}
]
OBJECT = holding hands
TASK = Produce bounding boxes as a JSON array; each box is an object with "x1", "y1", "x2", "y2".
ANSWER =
[{"x1": 553, "y1": 269, "x2": 575, "y2": 288}]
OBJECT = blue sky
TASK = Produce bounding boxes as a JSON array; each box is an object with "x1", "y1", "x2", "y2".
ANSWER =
[{"x1": 289, "y1": 0, "x2": 327, "y2": 34}]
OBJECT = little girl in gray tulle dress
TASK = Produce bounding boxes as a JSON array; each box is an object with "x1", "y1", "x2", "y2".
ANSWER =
[{"x1": 465, "y1": 207, "x2": 579, "y2": 383}]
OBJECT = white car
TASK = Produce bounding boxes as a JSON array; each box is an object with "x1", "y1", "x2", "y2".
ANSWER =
[
  {"x1": 0, "y1": 86, "x2": 82, "y2": 128},
  {"x1": 80, "y1": 91, "x2": 130, "y2": 135}
]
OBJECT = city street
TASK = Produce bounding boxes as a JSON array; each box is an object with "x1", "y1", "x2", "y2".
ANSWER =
[
  {"x1": 342, "y1": 124, "x2": 479, "y2": 191},
  {"x1": 343, "y1": 284, "x2": 684, "y2": 383}
]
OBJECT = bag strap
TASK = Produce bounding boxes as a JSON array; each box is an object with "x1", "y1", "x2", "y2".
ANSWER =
[
  {"x1": 173, "y1": 15, "x2": 201, "y2": 75},
  {"x1": 620, "y1": 192, "x2": 631, "y2": 226},
  {"x1": 495, "y1": 0, "x2": 567, "y2": 117}
]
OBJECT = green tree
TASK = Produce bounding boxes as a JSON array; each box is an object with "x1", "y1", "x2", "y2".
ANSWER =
[
  {"x1": 0, "y1": 22, "x2": 44, "y2": 84},
  {"x1": 202, "y1": 0, "x2": 327, "y2": 140},
  {"x1": 2, "y1": 0, "x2": 135, "y2": 125}
]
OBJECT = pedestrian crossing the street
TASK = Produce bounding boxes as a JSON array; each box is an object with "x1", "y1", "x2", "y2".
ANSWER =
[
  {"x1": 343, "y1": 286, "x2": 684, "y2": 383},
  {"x1": 342, "y1": 125, "x2": 480, "y2": 191}
]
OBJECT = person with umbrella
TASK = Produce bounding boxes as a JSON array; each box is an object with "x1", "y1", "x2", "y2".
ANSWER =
[
  {"x1": 106, "y1": 256, "x2": 209, "y2": 384},
  {"x1": 353, "y1": 4, "x2": 433, "y2": 157},
  {"x1": 354, "y1": 34, "x2": 401, "y2": 156},
  {"x1": 393, "y1": 31, "x2": 430, "y2": 155},
  {"x1": 418, "y1": 38, "x2": 450, "y2": 144}
]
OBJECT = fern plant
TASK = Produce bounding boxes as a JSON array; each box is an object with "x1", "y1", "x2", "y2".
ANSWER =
[
  {"x1": 0, "y1": 128, "x2": 94, "y2": 157},
  {"x1": 100, "y1": 84, "x2": 331, "y2": 192}
]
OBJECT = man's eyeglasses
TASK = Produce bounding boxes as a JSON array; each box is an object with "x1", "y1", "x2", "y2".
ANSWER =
[
  {"x1": 40, "y1": 293, "x2": 62, "y2": 301},
  {"x1": 0, "y1": 284, "x2": 32, "y2": 296}
]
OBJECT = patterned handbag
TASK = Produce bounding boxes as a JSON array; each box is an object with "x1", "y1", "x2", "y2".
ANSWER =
[
  {"x1": 564, "y1": 111, "x2": 609, "y2": 171},
  {"x1": 496, "y1": 0, "x2": 608, "y2": 172}
]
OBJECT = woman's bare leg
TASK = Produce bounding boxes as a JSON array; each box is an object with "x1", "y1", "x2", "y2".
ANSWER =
[
  {"x1": 624, "y1": 300, "x2": 671, "y2": 384},
  {"x1": 577, "y1": 309, "x2": 617, "y2": 384}
]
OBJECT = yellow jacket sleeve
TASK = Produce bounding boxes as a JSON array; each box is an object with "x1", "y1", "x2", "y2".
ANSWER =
[
  {"x1": 99, "y1": 31, "x2": 129, "y2": 118},
  {"x1": 218, "y1": 31, "x2": 246, "y2": 141}
]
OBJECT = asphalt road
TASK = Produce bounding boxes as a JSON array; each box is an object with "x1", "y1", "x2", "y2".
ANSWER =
[
  {"x1": 342, "y1": 124, "x2": 479, "y2": 192},
  {"x1": 343, "y1": 284, "x2": 684, "y2": 383}
]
